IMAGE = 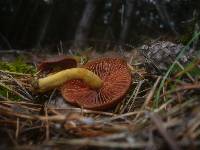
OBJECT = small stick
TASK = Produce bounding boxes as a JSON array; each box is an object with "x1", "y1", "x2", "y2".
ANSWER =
[
  {"x1": 44, "y1": 107, "x2": 50, "y2": 141},
  {"x1": 128, "y1": 80, "x2": 144, "y2": 112},
  {"x1": 134, "y1": 76, "x2": 161, "y2": 120},
  {"x1": 161, "y1": 83, "x2": 200, "y2": 98},
  {"x1": 98, "y1": 110, "x2": 144, "y2": 122},
  {"x1": 0, "y1": 70, "x2": 31, "y2": 76},
  {"x1": 144, "y1": 76, "x2": 161, "y2": 107},
  {"x1": 48, "y1": 107, "x2": 116, "y2": 116},
  {"x1": 0, "y1": 82, "x2": 31, "y2": 101},
  {"x1": 15, "y1": 118, "x2": 20, "y2": 139},
  {"x1": 53, "y1": 139, "x2": 148, "y2": 149},
  {"x1": 148, "y1": 112, "x2": 181, "y2": 150}
]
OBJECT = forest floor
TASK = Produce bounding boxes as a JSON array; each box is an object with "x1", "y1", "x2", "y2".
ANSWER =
[{"x1": 0, "y1": 39, "x2": 200, "y2": 150}]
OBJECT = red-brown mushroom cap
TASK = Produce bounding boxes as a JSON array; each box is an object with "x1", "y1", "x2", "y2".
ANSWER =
[
  {"x1": 37, "y1": 55, "x2": 77, "y2": 73},
  {"x1": 60, "y1": 57, "x2": 132, "y2": 110}
]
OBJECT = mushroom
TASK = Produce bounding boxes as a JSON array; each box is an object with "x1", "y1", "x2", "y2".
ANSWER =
[
  {"x1": 37, "y1": 55, "x2": 78, "y2": 74},
  {"x1": 33, "y1": 57, "x2": 131, "y2": 110},
  {"x1": 60, "y1": 57, "x2": 132, "y2": 110}
]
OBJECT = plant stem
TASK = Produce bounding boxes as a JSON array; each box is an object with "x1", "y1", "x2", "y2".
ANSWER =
[{"x1": 33, "y1": 68, "x2": 103, "y2": 92}]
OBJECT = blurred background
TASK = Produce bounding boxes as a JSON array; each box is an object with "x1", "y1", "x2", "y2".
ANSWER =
[{"x1": 0, "y1": 0, "x2": 199, "y2": 51}]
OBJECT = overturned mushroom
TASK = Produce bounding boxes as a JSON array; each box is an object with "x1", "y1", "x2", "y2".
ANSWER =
[
  {"x1": 33, "y1": 57, "x2": 131, "y2": 110},
  {"x1": 37, "y1": 55, "x2": 77, "y2": 74},
  {"x1": 61, "y1": 58, "x2": 132, "y2": 110}
]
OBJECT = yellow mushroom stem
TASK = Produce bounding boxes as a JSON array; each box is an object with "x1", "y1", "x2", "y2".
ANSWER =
[{"x1": 33, "y1": 68, "x2": 103, "y2": 92}]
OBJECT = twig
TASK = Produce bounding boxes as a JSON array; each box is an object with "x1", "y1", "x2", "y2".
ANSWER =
[
  {"x1": 48, "y1": 107, "x2": 116, "y2": 116},
  {"x1": 128, "y1": 80, "x2": 144, "y2": 112},
  {"x1": 99, "y1": 110, "x2": 144, "y2": 122},
  {"x1": 0, "y1": 82, "x2": 31, "y2": 101},
  {"x1": 148, "y1": 112, "x2": 181, "y2": 150},
  {"x1": 95, "y1": 133, "x2": 127, "y2": 141},
  {"x1": 161, "y1": 83, "x2": 200, "y2": 98},
  {"x1": 144, "y1": 76, "x2": 161, "y2": 107},
  {"x1": 15, "y1": 118, "x2": 19, "y2": 139},
  {"x1": 46, "y1": 89, "x2": 57, "y2": 105},
  {"x1": 119, "y1": 80, "x2": 145, "y2": 114},
  {"x1": 174, "y1": 60, "x2": 195, "y2": 82},
  {"x1": 154, "y1": 99, "x2": 174, "y2": 112},
  {"x1": 52, "y1": 139, "x2": 148, "y2": 149},
  {"x1": 7, "y1": 74, "x2": 33, "y2": 100},
  {"x1": 0, "y1": 101, "x2": 42, "y2": 107},
  {"x1": 134, "y1": 76, "x2": 161, "y2": 120},
  {"x1": 0, "y1": 70, "x2": 32, "y2": 76},
  {"x1": 44, "y1": 107, "x2": 50, "y2": 141}
]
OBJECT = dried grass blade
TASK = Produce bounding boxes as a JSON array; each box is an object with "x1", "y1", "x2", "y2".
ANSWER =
[{"x1": 148, "y1": 112, "x2": 181, "y2": 150}]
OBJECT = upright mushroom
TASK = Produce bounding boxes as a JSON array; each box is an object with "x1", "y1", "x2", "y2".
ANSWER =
[{"x1": 61, "y1": 57, "x2": 132, "y2": 110}]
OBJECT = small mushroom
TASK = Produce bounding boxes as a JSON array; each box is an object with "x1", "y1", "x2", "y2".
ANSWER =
[
  {"x1": 37, "y1": 55, "x2": 77, "y2": 74},
  {"x1": 61, "y1": 57, "x2": 132, "y2": 110}
]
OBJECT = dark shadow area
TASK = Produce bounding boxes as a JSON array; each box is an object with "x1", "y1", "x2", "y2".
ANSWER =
[{"x1": 0, "y1": 0, "x2": 199, "y2": 50}]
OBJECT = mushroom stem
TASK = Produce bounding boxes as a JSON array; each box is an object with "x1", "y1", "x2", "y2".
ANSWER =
[{"x1": 33, "y1": 68, "x2": 103, "y2": 92}]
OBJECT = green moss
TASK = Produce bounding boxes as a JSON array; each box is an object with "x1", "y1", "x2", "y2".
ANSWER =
[
  {"x1": 0, "y1": 86, "x2": 21, "y2": 101},
  {"x1": 0, "y1": 58, "x2": 36, "y2": 74},
  {"x1": 0, "y1": 58, "x2": 36, "y2": 101}
]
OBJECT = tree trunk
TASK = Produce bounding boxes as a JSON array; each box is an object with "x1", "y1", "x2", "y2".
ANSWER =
[
  {"x1": 155, "y1": 0, "x2": 179, "y2": 36},
  {"x1": 119, "y1": 0, "x2": 134, "y2": 43},
  {"x1": 34, "y1": 1, "x2": 54, "y2": 48},
  {"x1": 103, "y1": 0, "x2": 120, "y2": 41},
  {"x1": 73, "y1": 0, "x2": 100, "y2": 48}
]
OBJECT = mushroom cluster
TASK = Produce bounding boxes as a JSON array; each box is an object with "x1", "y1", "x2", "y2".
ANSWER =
[{"x1": 35, "y1": 56, "x2": 132, "y2": 110}]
